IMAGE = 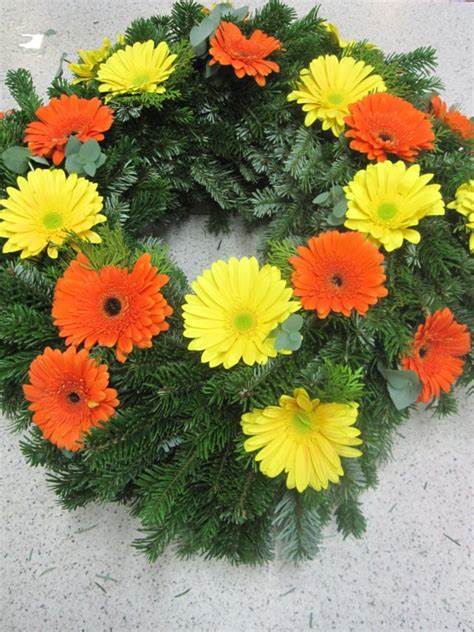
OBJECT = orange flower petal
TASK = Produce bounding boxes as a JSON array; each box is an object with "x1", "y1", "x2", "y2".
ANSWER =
[
  {"x1": 345, "y1": 93, "x2": 435, "y2": 162},
  {"x1": 52, "y1": 253, "x2": 173, "y2": 362},
  {"x1": 22, "y1": 347, "x2": 119, "y2": 451},
  {"x1": 208, "y1": 21, "x2": 281, "y2": 87},
  {"x1": 24, "y1": 94, "x2": 113, "y2": 164},
  {"x1": 430, "y1": 95, "x2": 474, "y2": 140},
  {"x1": 401, "y1": 307, "x2": 471, "y2": 402},
  {"x1": 290, "y1": 231, "x2": 388, "y2": 319}
]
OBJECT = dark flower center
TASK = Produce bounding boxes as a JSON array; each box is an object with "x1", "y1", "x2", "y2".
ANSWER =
[
  {"x1": 104, "y1": 297, "x2": 122, "y2": 317},
  {"x1": 68, "y1": 391, "x2": 81, "y2": 404},
  {"x1": 419, "y1": 345, "x2": 428, "y2": 358},
  {"x1": 331, "y1": 274, "x2": 343, "y2": 287},
  {"x1": 378, "y1": 131, "x2": 395, "y2": 143}
]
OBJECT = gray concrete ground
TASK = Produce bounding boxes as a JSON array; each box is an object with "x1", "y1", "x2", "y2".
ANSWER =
[{"x1": 1, "y1": 1, "x2": 473, "y2": 631}]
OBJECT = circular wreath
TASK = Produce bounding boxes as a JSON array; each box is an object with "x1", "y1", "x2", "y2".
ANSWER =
[{"x1": 0, "y1": 1, "x2": 473, "y2": 565}]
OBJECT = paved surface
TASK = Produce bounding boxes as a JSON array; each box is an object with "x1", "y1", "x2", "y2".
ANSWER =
[{"x1": 1, "y1": 1, "x2": 473, "y2": 631}]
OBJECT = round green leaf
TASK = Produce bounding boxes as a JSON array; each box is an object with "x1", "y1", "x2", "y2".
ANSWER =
[
  {"x1": 2, "y1": 146, "x2": 31, "y2": 174},
  {"x1": 83, "y1": 162, "x2": 97, "y2": 177},
  {"x1": 333, "y1": 199, "x2": 348, "y2": 217},
  {"x1": 282, "y1": 314, "x2": 303, "y2": 332},
  {"x1": 65, "y1": 135, "x2": 81, "y2": 156},
  {"x1": 80, "y1": 140, "x2": 101, "y2": 162},
  {"x1": 313, "y1": 191, "x2": 330, "y2": 205},
  {"x1": 274, "y1": 332, "x2": 291, "y2": 351}
]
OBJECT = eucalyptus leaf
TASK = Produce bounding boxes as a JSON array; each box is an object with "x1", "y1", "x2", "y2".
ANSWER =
[
  {"x1": 95, "y1": 153, "x2": 107, "y2": 168},
  {"x1": 61, "y1": 448, "x2": 75, "y2": 459},
  {"x1": 208, "y1": 4, "x2": 226, "y2": 21},
  {"x1": 327, "y1": 212, "x2": 346, "y2": 226},
  {"x1": 313, "y1": 191, "x2": 330, "y2": 205},
  {"x1": 193, "y1": 40, "x2": 208, "y2": 57},
  {"x1": 384, "y1": 367, "x2": 420, "y2": 390},
  {"x1": 29, "y1": 155, "x2": 50, "y2": 165},
  {"x1": 83, "y1": 162, "x2": 97, "y2": 177},
  {"x1": 190, "y1": 18, "x2": 216, "y2": 48},
  {"x1": 228, "y1": 5, "x2": 249, "y2": 21},
  {"x1": 288, "y1": 332, "x2": 303, "y2": 349},
  {"x1": 387, "y1": 383, "x2": 421, "y2": 410},
  {"x1": 65, "y1": 135, "x2": 81, "y2": 156},
  {"x1": 80, "y1": 140, "x2": 101, "y2": 162},
  {"x1": 65, "y1": 154, "x2": 84, "y2": 174},
  {"x1": 333, "y1": 199, "x2": 348, "y2": 217},
  {"x1": 282, "y1": 314, "x2": 303, "y2": 332},
  {"x1": 2, "y1": 146, "x2": 31, "y2": 174},
  {"x1": 274, "y1": 332, "x2": 291, "y2": 351},
  {"x1": 377, "y1": 362, "x2": 422, "y2": 410},
  {"x1": 204, "y1": 62, "x2": 220, "y2": 79},
  {"x1": 330, "y1": 184, "x2": 344, "y2": 200}
]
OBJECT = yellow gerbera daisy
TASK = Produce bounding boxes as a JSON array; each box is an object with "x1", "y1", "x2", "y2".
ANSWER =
[
  {"x1": 322, "y1": 21, "x2": 376, "y2": 50},
  {"x1": 69, "y1": 34, "x2": 125, "y2": 84},
  {"x1": 242, "y1": 388, "x2": 362, "y2": 493},
  {"x1": 0, "y1": 169, "x2": 105, "y2": 259},
  {"x1": 97, "y1": 40, "x2": 177, "y2": 98},
  {"x1": 287, "y1": 54, "x2": 385, "y2": 136},
  {"x1": 447, "y1": 180, "x2": 474, "y2": 253},
  {"x1": 344, "y1": 161, "x2": 445, "y2": 251},
  {"x1": 182, "y1": 256, "x2": 299, "y2": 369}
]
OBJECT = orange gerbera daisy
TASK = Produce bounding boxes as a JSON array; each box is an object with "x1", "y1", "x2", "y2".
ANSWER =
[
  {"x1": 431, "y1": 96, "x2": 474, "y2": 140},
  {"x1": 401, "y1": 308, "x2": 471, "y2": 403},
  {"x1": 289, "y1": 231, "x2": 388, "y2": 318},
  {"x1": 52, "y1": 252, "x2": 173, "y2": 362},
  {"x1": 23, "y1": 346, "x2": 119, "y2": 451},
  {"x1": 345, "y1": 93, "x2": 435, "y2": 162},
  {"x1": 24, "y1": 94, "x2": 113, "y2": 165},
  {"x1": 209, "y1": 21, "x2": 281, "y2": 87}
]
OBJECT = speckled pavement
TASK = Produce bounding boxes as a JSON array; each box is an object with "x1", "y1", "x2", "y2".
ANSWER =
[{"x1": 1, "y1": 2, "x2": 473, "y2": 631}]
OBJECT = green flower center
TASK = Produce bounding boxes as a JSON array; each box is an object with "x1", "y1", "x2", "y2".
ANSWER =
[
  {"x1": 233, "y1": 311, "x2": 255, "y2": 333},
  {"x1": 377, "y1": 202, "x2": 398, "y2": 221},
  {"x1": 43, "y1": 212, "x2": 64, "y2": 230},
  {"x1": 293, "y1": 410, "x2": 313, "y2": 434},
  {"x1": 328, "y1": 92, "x2": 344, "y2": 105},
  {"x1": 133, "y1": 73, "x2": 150, "y2": 87}
]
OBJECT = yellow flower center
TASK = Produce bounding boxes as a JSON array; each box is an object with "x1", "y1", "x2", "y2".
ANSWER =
[
  {"x1": 233, "y1": 310, "x2": 256, "y2": 333},
  {"x1": 327, "y1": 92, "x2": 345, "y2": 105},
  {"x1": 43, "y1": 212, "x2": 64, "y2": 230},
  {"x1": 292, "y1": 410, "x2": 313, "y2": 434},
  {"x1": 377, "y1": 202, "x2": 398, "y2": 221}
]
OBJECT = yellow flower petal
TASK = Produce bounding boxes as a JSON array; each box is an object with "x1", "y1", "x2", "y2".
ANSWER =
[
  {"x1": 182, "y1": 257, "x2": 299, "y2": 369},
  {"x1": 288, "y1": 55, "x2": 385, "y2": 136},
  {"x1": 0, "y1": 169, "x2": 104, "y2": 259},
  {"x1": 344, "y1": 161, "x2": 444, "y2": 251},
  {"x1": 241, "y1": 388, "x2": 362, "y2": 493},
  {"x1": 97, "y1": 40, "x2": 176, "y2": 98}
]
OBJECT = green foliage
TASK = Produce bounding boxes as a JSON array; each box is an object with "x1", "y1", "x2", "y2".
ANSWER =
[
  {"x1": 0, "y1": 0, "x2": 472, "y2": 567},
  {"x1": 64, "y1": 137, "x2": 107, "y2": 176},
  {"x1": 5, "y1": 68, "x2": 42, "y2": 119}
]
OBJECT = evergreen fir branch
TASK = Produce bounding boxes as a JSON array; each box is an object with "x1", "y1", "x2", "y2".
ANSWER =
[
  {"x1": 125, "y1": 17, "x2": 172, "y2": 45},
  {"x1": 136, "y1": 447, "x2": 198, "y2": 525},
  {"x1": 335, "y1": 498, "x2": 367, "y2": 539},
  {"x1": 170, "y1": 0, "x2": 204, "y2": 39},
  {"x1": 273, "y1": 489, "x2": 326, "y2": 562},
  {"x1": 5, "y1": 68, "x2": 42, "y2": 119},
  {"x1": 0, "y1": 304, "x2": 57, "y2": 349},
  {"x1": 264, "y1": 238, "x2": 297, "y2": 281},
  {"x1": 1, "y1": 0, "x2": 472, "y2": 566}
]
